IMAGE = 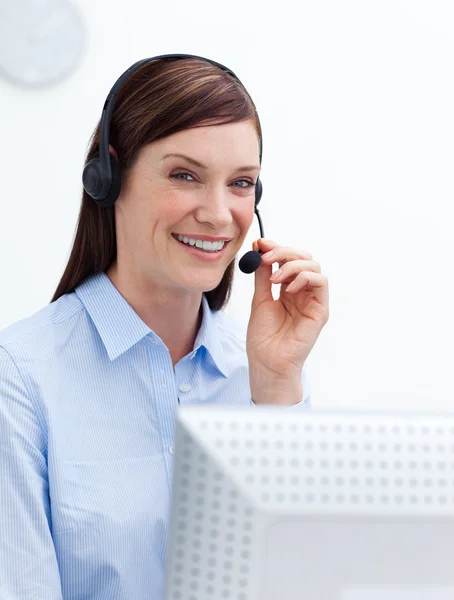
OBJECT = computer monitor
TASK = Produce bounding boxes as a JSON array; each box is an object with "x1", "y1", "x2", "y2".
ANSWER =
[{"x1": 164, "y1": 406, "x2": 454, "y2": 600}]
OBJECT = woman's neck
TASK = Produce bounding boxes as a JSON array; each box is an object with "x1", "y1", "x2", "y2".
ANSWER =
[{"x1": 106, "y1": 264, "x2": 203, "y2": 366}]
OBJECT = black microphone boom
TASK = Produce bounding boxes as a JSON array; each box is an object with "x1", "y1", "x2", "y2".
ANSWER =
[{"x1": 238, "y1": 207, "x2": 265, "y2": 274}]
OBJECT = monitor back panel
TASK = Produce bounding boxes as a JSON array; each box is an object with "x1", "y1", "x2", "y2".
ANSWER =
[{"x1": 164, "y1": 407, "x2": 454, "y2": 600}]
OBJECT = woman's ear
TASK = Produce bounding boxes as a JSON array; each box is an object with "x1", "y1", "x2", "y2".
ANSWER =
[{"x1": 108, "y1": 144, "x2": 119, "y2": 161}]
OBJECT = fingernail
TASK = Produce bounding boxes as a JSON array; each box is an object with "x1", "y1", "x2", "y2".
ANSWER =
[
  {"x1": 269, "y1": 268, "x2": 282, "y2": 281},
  {"x1": 262, "y1": 251, "x2": 274, "y2": 260}
]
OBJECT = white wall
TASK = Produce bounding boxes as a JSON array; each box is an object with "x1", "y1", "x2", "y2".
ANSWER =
[{"x1": 1, "y1": 0, "x2": 453, "y2": 412}]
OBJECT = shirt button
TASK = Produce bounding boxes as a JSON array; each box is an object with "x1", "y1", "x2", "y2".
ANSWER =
[
  {"x1": 169, "y1": 444, "x2": 175, "y2": 455},
  {"x1": 179, "y1": 383, "x2": 191, "y2": 393}
]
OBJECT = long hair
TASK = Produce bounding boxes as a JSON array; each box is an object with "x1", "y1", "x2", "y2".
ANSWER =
[{"x1": 51, "y1": 56, "x2": 261, "y2": 310}]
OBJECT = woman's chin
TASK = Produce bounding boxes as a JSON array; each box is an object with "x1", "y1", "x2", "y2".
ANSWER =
[{"x1": 178, "y1": 270, "x2": 225, "y2": 293}]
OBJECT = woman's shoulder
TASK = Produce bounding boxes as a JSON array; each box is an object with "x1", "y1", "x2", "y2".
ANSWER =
[{"x1": 0, "y1": 292, "x2": 84, "y2": 357}]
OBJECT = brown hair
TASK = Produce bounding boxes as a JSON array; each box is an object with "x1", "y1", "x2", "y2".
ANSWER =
[{"x1": 51, "y1": 56, "x2": 261, "y2": 310}]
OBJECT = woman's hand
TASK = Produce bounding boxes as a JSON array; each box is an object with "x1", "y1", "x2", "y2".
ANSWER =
[{"x1": 246, "y1": 238, "x2": 329, "y2": 405}]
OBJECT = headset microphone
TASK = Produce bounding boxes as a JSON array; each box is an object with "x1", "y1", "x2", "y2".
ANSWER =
[
  {"x1": 238, "y1": 249, "x2": 262, "y2": 274},
  {"x1": 238, "y1": 178, "x2": 265, "y2": 274}
]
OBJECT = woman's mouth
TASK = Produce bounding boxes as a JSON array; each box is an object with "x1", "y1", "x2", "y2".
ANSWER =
[
  {"x1": 172, "y1": 234, "x2": 231, "y2": 261},
  {"x1": 173, "y1": 234, "x2": 229, "y2": 252}
]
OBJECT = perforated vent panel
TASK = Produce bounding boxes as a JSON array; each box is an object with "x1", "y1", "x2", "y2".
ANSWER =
[
  {"x1": 164, "y1": 409, "x2": 454, "y2": 600},
  {"x1": 166, "y1": 432, "x2": 256, "y2": 600}
]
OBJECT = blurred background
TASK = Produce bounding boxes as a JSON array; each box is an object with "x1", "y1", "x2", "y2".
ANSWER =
[{"x1": 1, "y1": 0, "x2": 453, "y2": 411}]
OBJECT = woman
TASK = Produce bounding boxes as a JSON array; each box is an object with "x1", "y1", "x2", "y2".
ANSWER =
[{"x1": 0, "y1": 55, "x2": 329, "y2": 599}]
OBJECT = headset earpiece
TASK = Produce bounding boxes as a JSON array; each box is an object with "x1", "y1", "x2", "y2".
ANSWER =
[
  {"x1": 255, "y1": 177, "x2": 263, "y2": 206},
  {"x1": 82, "y1": 152, "x2": 121, "y2": 208}
]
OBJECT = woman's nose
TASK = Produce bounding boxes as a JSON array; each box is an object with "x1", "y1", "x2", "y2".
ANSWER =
[{"x1": 194, "y1": 187, "x2": 233, "y2": 230}]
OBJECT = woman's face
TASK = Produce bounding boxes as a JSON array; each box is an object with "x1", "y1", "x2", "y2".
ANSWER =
[{"x1": 113, "y1": 120, "x2": 261, "y2": 295}]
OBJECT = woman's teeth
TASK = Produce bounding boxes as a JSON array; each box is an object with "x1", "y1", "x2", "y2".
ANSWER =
[{"x1": 175, "y1": 234, "x2": 226, "y2": 252}]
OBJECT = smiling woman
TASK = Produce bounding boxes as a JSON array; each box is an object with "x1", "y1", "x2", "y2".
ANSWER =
[{"x1": 0, "y1": 54, "x2": 328, "y2": 600}]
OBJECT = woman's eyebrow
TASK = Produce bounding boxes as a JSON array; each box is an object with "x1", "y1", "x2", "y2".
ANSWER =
[{"x1": 161, "y1": 153, "x2": 260, "y2": 172}]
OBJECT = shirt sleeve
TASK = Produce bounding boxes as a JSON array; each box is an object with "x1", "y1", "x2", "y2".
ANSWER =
[
  {"x1": 0, "y1": 346, "x2": 63, "y2": 600},
  {"x1": 250, "y1": 365, "x2": 312, "y2": 409}
]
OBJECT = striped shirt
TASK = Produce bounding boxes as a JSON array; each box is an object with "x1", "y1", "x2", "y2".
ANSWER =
[{"x1": 0, "y1": 272, "x2": 310, "y2": 599}]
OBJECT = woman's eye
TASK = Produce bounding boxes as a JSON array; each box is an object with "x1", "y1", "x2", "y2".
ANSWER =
[
  {"x1": 232, "y1": 179, "x2": 255, "y2": 189},
  {"x1": 171, "y1": 173, "x2": 255, "y2": 188},
  {"x1": 171, "y1": 172, "x2": 195, "y2": 182}
]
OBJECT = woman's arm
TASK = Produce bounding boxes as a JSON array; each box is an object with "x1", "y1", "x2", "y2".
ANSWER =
[{"x1": 0, "y1": 347, "x2": 63, "y2": 600}]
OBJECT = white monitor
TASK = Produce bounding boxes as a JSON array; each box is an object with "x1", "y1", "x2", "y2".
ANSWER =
[{"x1": 164, "y1": 406, "x2": 454, "y2": 600}]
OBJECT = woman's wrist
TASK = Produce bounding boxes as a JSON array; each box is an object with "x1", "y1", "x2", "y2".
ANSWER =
[{"x1": 249, "y1": 370, "x2": 303, "y2": 406}]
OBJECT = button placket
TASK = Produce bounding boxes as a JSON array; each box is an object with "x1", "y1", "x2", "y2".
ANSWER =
[
  {"x1": 172, "y1": 358, "x2": 195, "y2": 458},
  {"x1": 145, "y1": 340, "x2": 177, "y2": 488}
]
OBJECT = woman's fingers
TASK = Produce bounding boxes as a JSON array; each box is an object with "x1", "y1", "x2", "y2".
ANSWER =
[
  {"x1": 269, "y1": 259, "x2": 321, "y2": 283},
  {"x1": 285, "y1": 271, "x2": 328, "y2": 294},
  {"x1": 257, "y1": 239, "x2": 313, "y2": 262}
]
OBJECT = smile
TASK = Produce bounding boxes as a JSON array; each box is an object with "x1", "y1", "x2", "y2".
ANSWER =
[
  {"x1": 173, "y1": 234, "x2": 227, "y2": 253},
  {"x1": 171, "y1": 233, "x2": 231, "y2": 262}
]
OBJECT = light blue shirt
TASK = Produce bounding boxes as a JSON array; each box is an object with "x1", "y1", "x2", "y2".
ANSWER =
[{"x1": 0, "y1": 272, "x2": 310, "y2": 600}]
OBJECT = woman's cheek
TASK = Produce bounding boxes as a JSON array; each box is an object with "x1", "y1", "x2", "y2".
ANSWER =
[{"x1": 239, "y1": 203, "x2": 255, "y2": 232}]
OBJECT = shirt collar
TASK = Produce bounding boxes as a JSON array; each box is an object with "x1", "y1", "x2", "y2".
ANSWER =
[
  {"x1": 75, "y1": 272, "x2": 229, "y2": 376},
  {"x1": 194, "y1": 294, "x2": 229, "y2": 377},
  {"x1": 75, "y1": 272, "x2": 151, "y2": 361}
]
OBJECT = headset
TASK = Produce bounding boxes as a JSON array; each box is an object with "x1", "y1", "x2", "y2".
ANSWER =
[{"x1": 82, "y1": 53, "x2": 265, "y2": 274}]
